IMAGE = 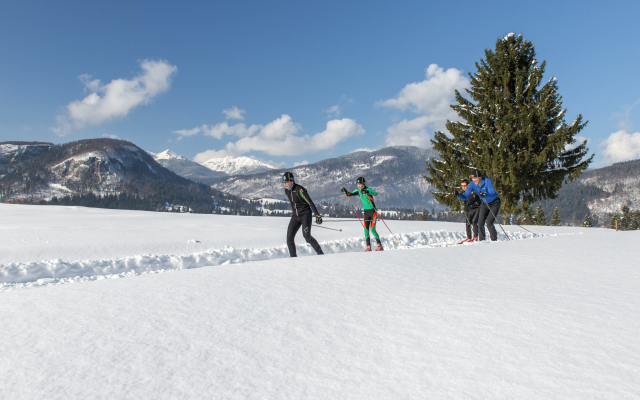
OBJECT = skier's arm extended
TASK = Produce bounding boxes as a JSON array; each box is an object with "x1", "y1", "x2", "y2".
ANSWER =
[
  {"x1": 341, "y1": 187, "x2": 359, "y2": 197},
  {"x1": 457, "y1": 182, "x2": 477, "y2": 200}
]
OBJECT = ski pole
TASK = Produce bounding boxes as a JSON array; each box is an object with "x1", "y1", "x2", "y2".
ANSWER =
[
  {"x1": 374, "y1": 211, "x2": 398, "y2": 242},
  {"x1": 359, "y1": 191, "x2": 398, "y2": 242},
  {"x1": 314, "y1": 225, "x2": 342, "y2": 232},
  {"x1": 474, "y1": 194, "x2": 511, "y2": 240},
  {"x1": 457, "y1": 199, "x2": 476, "y2": 243},
  {"x1": 344, "y1": 192, "x2": 365, "y2": 228},
  {"x1": 511, "y1": 222, "x2": 539, "y2": 235}
]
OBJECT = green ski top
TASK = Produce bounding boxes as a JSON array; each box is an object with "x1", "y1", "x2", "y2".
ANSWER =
[{"x1": 345, "y1": 187, "x2": 378, "y2": 210}]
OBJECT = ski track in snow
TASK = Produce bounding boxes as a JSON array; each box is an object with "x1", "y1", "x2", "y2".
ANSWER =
[{"x1": 1, "y1": 230, "x2": 553, "y2": 290}]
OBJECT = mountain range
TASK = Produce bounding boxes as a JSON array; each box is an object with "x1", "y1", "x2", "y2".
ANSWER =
[
  {"x1": 534, "y1": 158, "x2": 640, "y2": 225},
  {"x1": 2, "y1": 139, "x2": 639, "y2": 225},
  {"x1": 152, "y1": 151, "x2": 275, "y2": 186},
  {"x1": 0, "y1": 139, "x2": 260, "y2": 215},
  {"x1": 209, "y1": 146, "x2": 441, "y2": 209}
]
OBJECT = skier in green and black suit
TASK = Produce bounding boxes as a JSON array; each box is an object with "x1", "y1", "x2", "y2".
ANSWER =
[{"x1": 341, "y1": 177, "x2": 383, "y2": 252}]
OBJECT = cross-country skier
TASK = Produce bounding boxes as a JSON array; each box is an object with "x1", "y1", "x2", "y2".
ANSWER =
[
  {"x1": 460, "y1": 179, "x2": 481, "y2": 243},
  {"x1": 341, "y1": 177, "x2": 383, "y2": 251},
  {"x1": 454, "y1": 169, "x2": 501, "y2": 241},
  {"x1": 282, "y1": 172, "x2": 324, "y2": 257}
]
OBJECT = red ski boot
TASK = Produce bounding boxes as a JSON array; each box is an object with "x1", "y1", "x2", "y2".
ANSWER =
[
  {"x1": 470, "y1": 237, "x2": 478, "y2": 242},
  {"x1": 365, "y1": 245, "x2": 372, "y2": 252},
  {"x1": 375, "y1": 244, "x2": 384, "y2": 251}
]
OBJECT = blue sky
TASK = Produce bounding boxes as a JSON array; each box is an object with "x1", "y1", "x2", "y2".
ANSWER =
[{"x1": 1, "y1": 0, "x2": 639, "y2": 168}]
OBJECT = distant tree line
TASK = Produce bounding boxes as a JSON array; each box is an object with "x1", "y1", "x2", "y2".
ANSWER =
[
  {"x1": 607, "y1": 205, "x2": 640, "y2": 230},
  {"x1": 36, "y1": 179, "x2": 262, "y2": 216}
]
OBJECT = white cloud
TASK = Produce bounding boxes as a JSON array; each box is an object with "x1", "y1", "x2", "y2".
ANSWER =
[
  {"x1": 202, "y1": 122, "x2": 262, "y2": 139},
  {"x1": 52, "y1": 60, "x2": 178, "y2": 136},
  {"x1": 611, "y1": 99, "x2": 640, "y2": 132},
  {"x1": 218, "y1": 115, "x2": 364, "y2": 156},
  {"x1": 323, "y1": 105, "x2": 341, "y2": 117},
  {"x1": 172, "y1": 126, "x2": 201, "y2": 140},
  {"x1": 385, "y1": 116, "x2": 432, "y2": 147},
  {"x1": 190, "y1": 114, "x2": 364, "y2": 160},
  {"x1": 172, "y1": 122, "x2": 261, "y2": 140},
  {"x1": 293, "y1": 160, "x2": 309, "y2": 167},
  {"x1": 350, "y1": 147, "x2": 377, "y2": 153},
  {"x1": 601, "y1": 130, "x2": 640, "y2": 163},
  {"x1": 102, "y1": 133, "x2": 119, "y2": 139},
  {"x1": 222, "y1": 106, "x2": 246, "y2": 120},
  {"x1": 376, "y1": 64, "x2": 469, "y2": 147},
  {"x1": 323, "y1": 95, "x2": 354, "y2": 118}
]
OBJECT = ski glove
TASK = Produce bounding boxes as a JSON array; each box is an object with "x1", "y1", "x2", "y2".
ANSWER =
[
  {"x1": 479, "y1": 191, "x2": 487, "y2": 198},
  {"x1": 453, "y1": 189, "x2": 459, "y2": 196},
  {"x1": 341, "y1": 187, "x2": 348, "y2": 194},
  {"x1": 315, "y1": 215, "x2": 323, "y2": 225}
]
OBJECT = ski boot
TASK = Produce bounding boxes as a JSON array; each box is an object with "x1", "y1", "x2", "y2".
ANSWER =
[
  {"x1": 365, "y1": 245, "x2": 372, "y2": 252},
  {"x1": 470, "y1": 237, "x2": 477, "y2": 242},
  {"x1": 460, "y1": 238, "x2": 471, "y2": 243},
  {"x1": 375, "y1": 244, "x2": 384, "y2": 251}
]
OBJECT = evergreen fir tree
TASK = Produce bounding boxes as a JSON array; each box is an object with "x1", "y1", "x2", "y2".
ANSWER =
[
  {"x1": 550, "y1": 207, "x2": 561, "y2": 226},
  {"x1": 533, "y1": 204, "x2": 547, "y2": 225},
  {"x1": 425, "y1": 34, "x2": 592, "y2": 217},
  {"x1": 520, "y1": 203, "x2": 534, "y2": 225},
  {"x1": 581, "y1": 213, "x2": 593, "y2": 227},
  {"x1": 630, "y1": 210, "x2": 640, "y2": 230},
  {"x1": 608, "y1": 213, "x2": 621, "y2": 230},
  {"x1": 619, "y1": 205, "x2": 632, "y2": 230},
  {"x1": 515, "y1": 204, "x2": 533, "y2": 225}
]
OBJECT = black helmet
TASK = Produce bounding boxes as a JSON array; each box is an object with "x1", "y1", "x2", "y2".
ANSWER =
[
  {"x1": 282, "y1": 172, "x2": 294, "y2": 182},
  {"x1": 469, "y1": 169, "x2": 482, "y2": 178},
  {"x1": 356, "y1": 177, "x2": 365, "y2": 184}
]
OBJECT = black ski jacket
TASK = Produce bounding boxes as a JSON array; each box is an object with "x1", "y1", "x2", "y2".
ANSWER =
[
  {"x1": 285, "y1": 183, "x2": 320, "y2": 217},
  {"x1": 464, "y1": 192, "x2": 482, "y2": 211}
]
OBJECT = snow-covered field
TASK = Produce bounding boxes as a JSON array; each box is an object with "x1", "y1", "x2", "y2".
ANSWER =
[{"x1": 1, "y1": 204, "x2": 639, "y2": 399}]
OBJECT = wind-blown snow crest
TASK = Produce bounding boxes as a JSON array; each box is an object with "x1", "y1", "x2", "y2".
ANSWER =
[{"x1": 1, "y1": 230, "x2": 548, "y2": 290}]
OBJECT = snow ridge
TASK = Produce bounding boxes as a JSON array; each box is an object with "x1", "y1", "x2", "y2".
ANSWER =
[
  {"x1": 201, "y1": 156, "x2": 275, "y2": 175},
  {"x1": 1, "y1": 230, "x2": 548, "y2": 290},
  {"x1": 153, "y1": 149, "x2": 186, "y2": 160}
]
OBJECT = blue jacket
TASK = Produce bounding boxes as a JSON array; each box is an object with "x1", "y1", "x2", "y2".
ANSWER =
[{"x1": 458, "y1": 177, "x2": 500, "y2": 204}]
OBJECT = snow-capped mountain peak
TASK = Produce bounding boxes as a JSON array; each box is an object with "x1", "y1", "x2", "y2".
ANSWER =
[
  {"x1": 154, "y1": 149, "x2": 186, "y2": 160},
  {"x1": 200, "y1": 156, "x2": 275, "y2": 176}
]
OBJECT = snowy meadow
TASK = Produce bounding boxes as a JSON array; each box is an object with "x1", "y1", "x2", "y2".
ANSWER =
[{"x1": 1, "y1": 204, "x2": 639, "y2": 399}]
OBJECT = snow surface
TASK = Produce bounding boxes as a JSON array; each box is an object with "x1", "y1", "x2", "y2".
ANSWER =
[{"x1": 1, "y1": 204, "x2": 639, "y2": 399}]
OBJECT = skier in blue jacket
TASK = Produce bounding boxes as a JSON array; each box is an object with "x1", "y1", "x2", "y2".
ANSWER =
[{"x1": 454, "y1": 169, "x2": 502, "y2": 241}]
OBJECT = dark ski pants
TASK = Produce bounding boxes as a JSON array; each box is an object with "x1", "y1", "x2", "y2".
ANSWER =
[
  {"x1": 286, "y1": 213, "x2": 323, "y2": 257},
  {"x1": 363, "y1": 209, "x2": 381, "y2": 247},
  {"x1": 465, "y1": 207, "x2": 480, "y2": 239},
  {"x1": 477, "y1": 199, "x2": 501, "y2": 241}
]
